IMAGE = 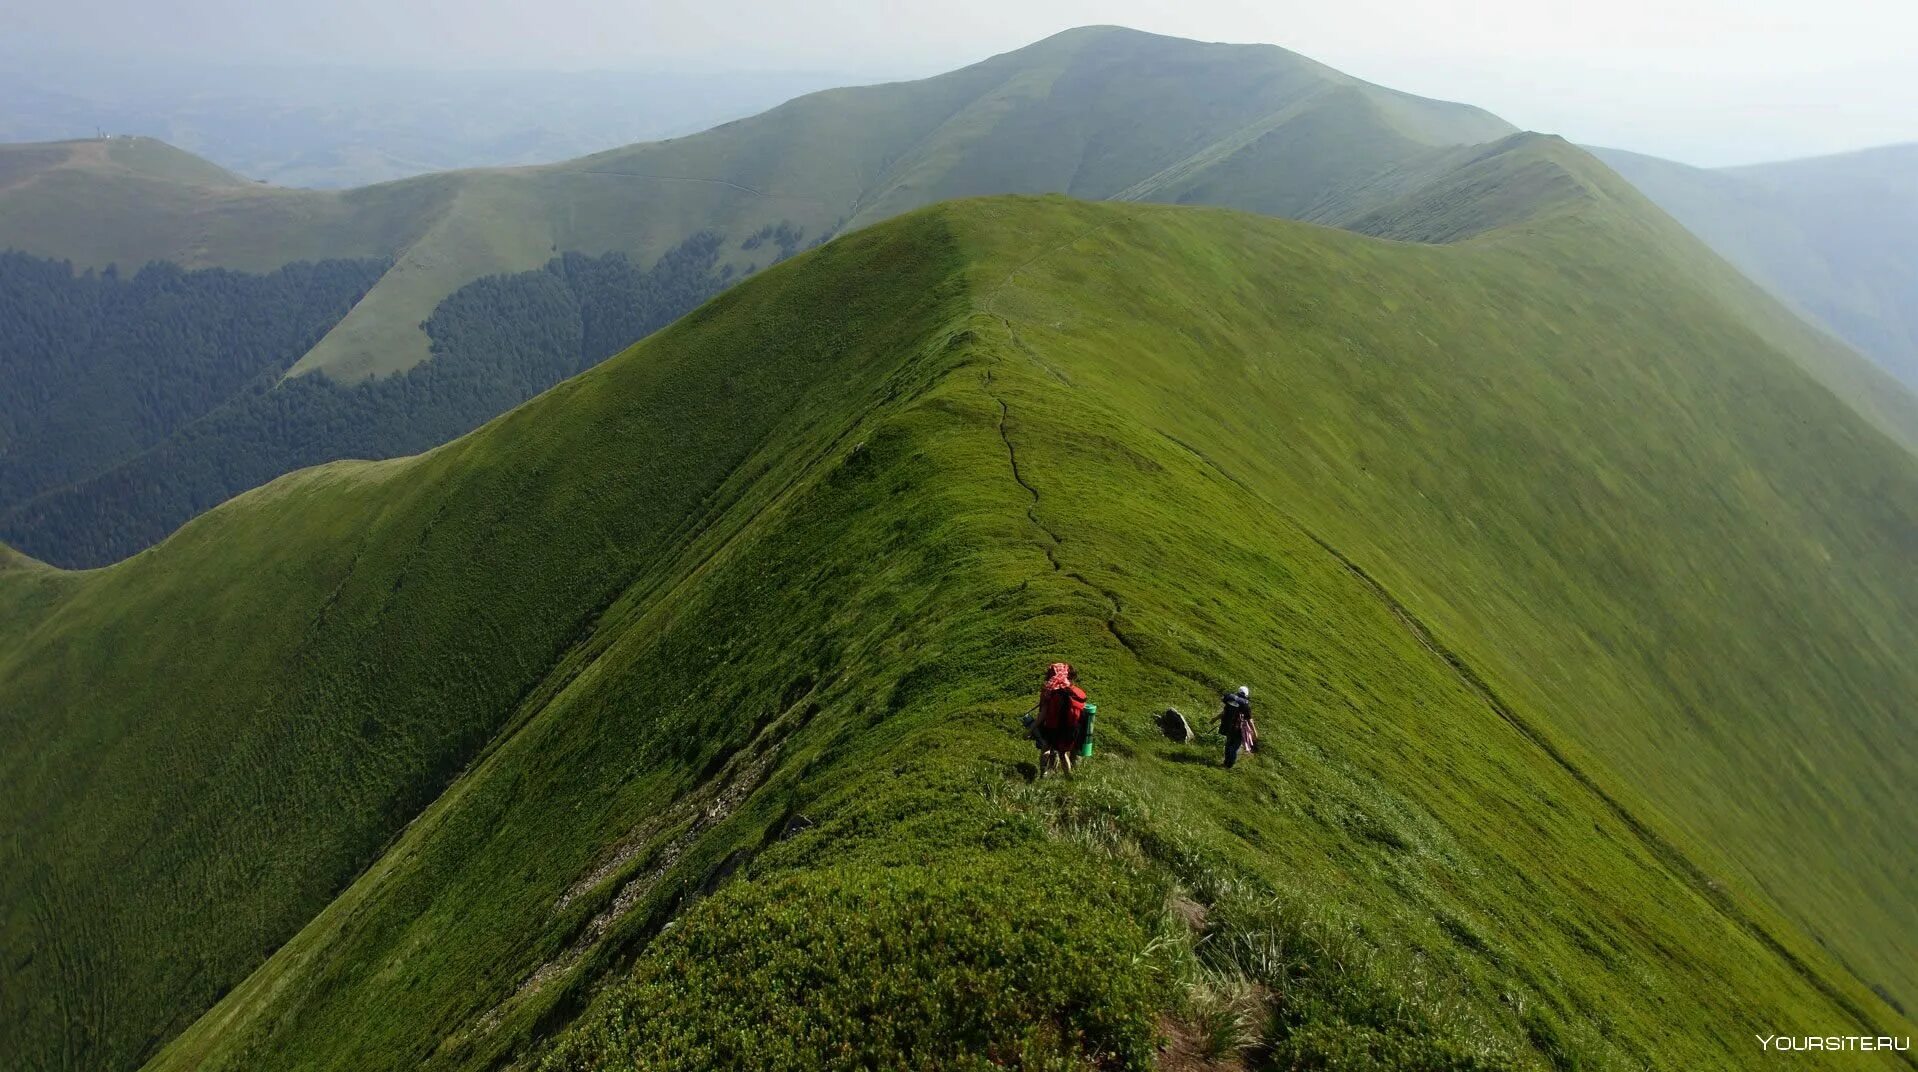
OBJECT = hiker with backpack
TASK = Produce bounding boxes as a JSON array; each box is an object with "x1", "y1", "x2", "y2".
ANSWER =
[
  {"x1": 1218, "y1": 685, "x2": 1256, "y2": 768},
  {"x1": 1035, "y1": 662, "x2": 1089, "y2": 777}
]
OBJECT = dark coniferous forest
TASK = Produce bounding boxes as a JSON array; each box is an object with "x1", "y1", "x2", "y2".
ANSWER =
[
  {"x1": 0, "y1": 232, "x2": 739, "y2": 566},
  {"x1": 0, "y1": 253, "x2": 388, "y2": 508}
]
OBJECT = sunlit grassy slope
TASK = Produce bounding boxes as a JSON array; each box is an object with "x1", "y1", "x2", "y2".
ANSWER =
[
  {"x1": 0, "y1": 27, "x2": 1511, "y2": 382},
  {"x1": 7, "y1": 153, "x2": 1917, "y2": 1070}
]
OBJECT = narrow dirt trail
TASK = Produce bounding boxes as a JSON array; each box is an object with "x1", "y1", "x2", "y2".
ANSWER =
[{"x1": 974, "y1": 214, "x2": 1225, "y2": 697}]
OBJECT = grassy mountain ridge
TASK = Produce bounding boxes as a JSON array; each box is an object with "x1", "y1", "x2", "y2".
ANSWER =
[
  {"x1": 1595, "y1": 142, "x2": 1918, "y2": 395},
  {"x1": 162, "y1": 193, "x2": 1918, "y2": 1067},
  {"x1": 2, "y1": 217, "x2": 973, "y2": 1070},
  {"x1": 5, "y1": 181, "x2": 1914, "y2": 1070}
]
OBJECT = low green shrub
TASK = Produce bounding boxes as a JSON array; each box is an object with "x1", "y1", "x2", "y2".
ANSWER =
[{"x1": 542, "y1": 854, "x2": 1160, "y2": 1071}]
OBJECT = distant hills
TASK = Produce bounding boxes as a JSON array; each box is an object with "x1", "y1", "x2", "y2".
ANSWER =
[
  {"x1": 0, "y1": 55, "x2": 858, "y2": 188},
  {"x1": 1595, "y1": 143, "x2": 1918, "y2": 393},
  {"x1": 0, "y1": 28, "x2": 1515, "y2": 384},
  {"x1": 6, "y1": 175, "x2": 1914, "y2": 1069}
]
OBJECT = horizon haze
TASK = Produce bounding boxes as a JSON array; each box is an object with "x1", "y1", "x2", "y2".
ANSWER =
[{"x1": 6, "y1": 2, "x2": 1916, "y2": 168}]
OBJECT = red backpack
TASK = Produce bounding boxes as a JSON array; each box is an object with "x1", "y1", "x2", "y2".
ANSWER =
[{"x1": 1039, "y1": 663, "x2": 1086, "y2": 732}]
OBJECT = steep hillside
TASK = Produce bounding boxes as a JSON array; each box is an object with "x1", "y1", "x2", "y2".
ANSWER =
[
  {"x1": 6, "y1": 185, "x2": 1915, "y2": 1071},
  {"x1": 0, "y1": 217, "x2": 955, "y2": 1070},
  {"x1": 1596, "y1": 143, "x2": 1918, "y2": 394}
]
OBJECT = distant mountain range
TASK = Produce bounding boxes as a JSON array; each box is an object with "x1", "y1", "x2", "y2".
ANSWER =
[
  {"x1": 0, "y1": 29, "x2": 1517, "y2": 384},
  {"x1": 0, "y1": 55, "x2": 862, "y2": 188},
  {"x1": 1594, "y1": 143, "x2": 1918, "y2": 392}
]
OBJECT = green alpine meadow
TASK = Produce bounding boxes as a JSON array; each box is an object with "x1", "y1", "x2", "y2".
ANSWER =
[{"x1": 5, "y1": 96, "x2": 1916, "y2": 1070}]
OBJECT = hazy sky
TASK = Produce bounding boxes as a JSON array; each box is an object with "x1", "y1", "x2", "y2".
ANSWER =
[{"x1": 10, "y1": 0, "x2": 1916, "y2": 166}]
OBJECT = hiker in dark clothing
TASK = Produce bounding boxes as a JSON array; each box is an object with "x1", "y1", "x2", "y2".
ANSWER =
[
  {"x1": 1036, "y1": 662, "x2": 1088, "y2": 777},
  {"x1": 1219, "y1": 685, "x2": 1254, "y2": 768}
]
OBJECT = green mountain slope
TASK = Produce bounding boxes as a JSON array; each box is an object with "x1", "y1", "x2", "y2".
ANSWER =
[
  {"x1": 13, "y1": 28, "x2": 1913, "y2": 576},
  {"x1": 1595, "y1": 143, "x2": 1918, "y2": 394},
  {"x1": 7, "y1": 166, "x2": 1916, "y2": 1071}
]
